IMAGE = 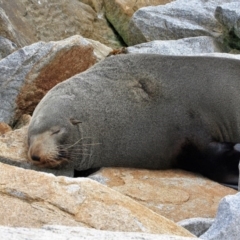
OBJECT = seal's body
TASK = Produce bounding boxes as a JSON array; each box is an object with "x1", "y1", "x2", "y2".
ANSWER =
[{"x1": 28, "y1": 54, "x2": 240, "y2": 185}]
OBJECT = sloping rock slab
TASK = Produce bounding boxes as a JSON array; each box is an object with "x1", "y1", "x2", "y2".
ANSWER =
[
  {"x1": 0, "y1": 163, "x2": 194, "y2": 237},
  {"x1": 90, "y1": 168, "x2": 237, "y2": 222},
  {"x1": 0, "y1": 35, "x2": 111, "y2": 125}
]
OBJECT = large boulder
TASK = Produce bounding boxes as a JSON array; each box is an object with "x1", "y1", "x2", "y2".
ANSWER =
[
  {"x1": 0, "y1": 35, "x2": 111, "y2": 126},
  {"x1": 128, "y1": 0, "x2": 237, "y2": 46},
  {"x1": 0, "y1": 0, "x2": 121, "y2": 48},
  {"x1": 0, "y1": 163, "x2": 194, "y2": 237}
]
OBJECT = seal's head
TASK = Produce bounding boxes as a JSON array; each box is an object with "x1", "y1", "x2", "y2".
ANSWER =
[
  {"x1": 28, "y1": 126, "x2": 67, "y2": 168},
  {"x1": 27, "y1": 93, "x2": 81, "y2": 168}
]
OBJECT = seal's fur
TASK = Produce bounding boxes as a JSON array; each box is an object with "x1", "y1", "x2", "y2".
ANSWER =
[{"x1": 28, "y1": 54, "x2": 240, "y2": 184}]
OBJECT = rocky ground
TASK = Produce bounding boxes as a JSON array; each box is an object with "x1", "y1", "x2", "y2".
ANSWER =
[{"x1": 0, "y1": 0, "x2": 240, "y2": 239}]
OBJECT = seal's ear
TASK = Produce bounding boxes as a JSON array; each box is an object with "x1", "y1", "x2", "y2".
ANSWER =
[{"x1": 69, "y1": 118, "x2": 82, "y2": 125}]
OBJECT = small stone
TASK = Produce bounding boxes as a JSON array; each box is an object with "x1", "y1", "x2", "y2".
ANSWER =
[
  {"x1": 178, "y1": 218, "x2": 214, "y2": 237},
  {"x1": 200, "y1": 192, "x2": 240, "y2": 240}
]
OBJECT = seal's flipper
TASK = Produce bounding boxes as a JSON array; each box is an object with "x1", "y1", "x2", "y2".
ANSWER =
[
  {"x1": 176, "y1": 142, "x2": 239, "y2": 186},
  {"x1": 204, "y1": 142, "x2": 239, "y2": 185}
]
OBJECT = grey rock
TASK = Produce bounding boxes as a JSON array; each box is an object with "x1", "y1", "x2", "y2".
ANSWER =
[
  {"x1": 127, "y1": 36, "x2": 225, "y2": 55},
  {"x1": 215, "y1": 2, "x2": 240, "y2": 50},
  {"x1": 0, "y1": 36, "x2": 17, "y2": 60},
  {"x1": 0, "y1": 41, "x2": 51, "y2": 125},
  {"x1": 128, "y1": 0, "x2": 236, "y2": 46},
  {"x1": 178, "y1": 218, "x2": 214, "y2": 237},
  {"x1": 0, "y1": 225, "x2": 198, "y2": 240},
  {"x1": 200, "y1": 192, "x2": 240, "y2": 240}
]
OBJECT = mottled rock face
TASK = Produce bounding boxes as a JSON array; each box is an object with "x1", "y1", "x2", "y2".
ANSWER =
[
  {"x1": 0, "y1": 35, "x2": 111, "y2": 125},
  {"x1": 0, "y1": 0, "x2": 121, "y2": 48},
  {"x1": 0, "y1": 163, "x2": 194, "y2": 237},
  {"x1": 90, "y1": 168, "x2": 237, "y2": 222}
]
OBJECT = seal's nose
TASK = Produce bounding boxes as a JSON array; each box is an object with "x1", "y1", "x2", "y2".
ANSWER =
[{"x1": 31, "y1": 155, "x2": 40, "y2": 161}]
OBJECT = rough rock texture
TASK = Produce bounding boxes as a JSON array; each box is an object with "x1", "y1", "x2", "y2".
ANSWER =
[
  {"x1": 127, "y1": 36, "x2": 225, "y2": 55},
  {"x1": 89, "y1": 168, "x2": 237, "y2": 222},
  {"x1": 0, "y1": 115, "x2": 29, "y2": 165},
  {"x1": 0, "y1": 35, "x2": 111, "y2": 125},
  {"x1": 0, "y1": 116, "x2": 73, "y2": 176},
  {"x1": 200, "y1": 192, "x2": 240, "y2": 240},
  {"x1": 0, "y1": 163, "x2": 194, "y2": 237},
  {"x1": 0, "y1": 1, "x2": 37, "y2": 47},
  {"x1": 104, "y1": 0, "x2": 173, "y2": 45},
  {"x1": 128, "y1": 0, "x2": 237, "y2": 46},
  {"x1": 79, "y1": 0, "x2": 104, "y2": 13},
  {"x1": 0, "y1": 36, "x2": 17, "y2": 60},
  {"x1": 0, "y1": 122, "x2": 12, "y2": 135},
  {"x1": 0, "y1": 225, "x2": 198, "y2": 240},
  {"x1": 0, "y1": 0, "x2": 121, "y2": 48},
  {"x1": 215, "y1": 2, "x2": 240, "y2": 49},
  {"x1": 178, "y1": 218, "x2": 214, "y2": 237}
]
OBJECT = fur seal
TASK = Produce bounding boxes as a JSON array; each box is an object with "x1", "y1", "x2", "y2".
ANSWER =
[{"x1": 28, "y1": 54, "x2": 240, "y2": 185}]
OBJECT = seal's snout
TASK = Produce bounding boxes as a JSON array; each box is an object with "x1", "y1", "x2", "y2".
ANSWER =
[{"x1": 27, "y1": 129, "x2": 69, "y2": 168}]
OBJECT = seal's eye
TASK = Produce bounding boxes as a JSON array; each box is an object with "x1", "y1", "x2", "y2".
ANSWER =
[{"x1": 51, "y1": 126, "x2": 61, "y2": 135}]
